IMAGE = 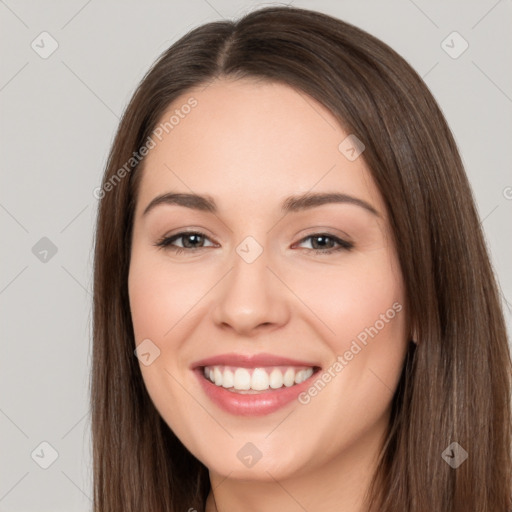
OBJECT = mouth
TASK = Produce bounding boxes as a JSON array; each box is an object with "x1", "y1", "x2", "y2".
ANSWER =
[
  {"x1": 202, "y1": 365, "x2": 317, "y2": 393},
  {"x1": 191, "y1": 353, "x2": 321, "y2": 416}
]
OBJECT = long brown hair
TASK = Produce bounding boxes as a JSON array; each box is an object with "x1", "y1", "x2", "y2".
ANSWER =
[{"x1": 91, "y1": 6, "x2": 512, "y2": 511}]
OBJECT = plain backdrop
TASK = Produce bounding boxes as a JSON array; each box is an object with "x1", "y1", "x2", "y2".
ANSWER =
[{"x1": 1, "y1": 1, "x2": 511, "y2": 510}]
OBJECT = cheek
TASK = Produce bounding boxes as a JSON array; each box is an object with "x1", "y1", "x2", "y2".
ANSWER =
[
  {"x1": 127, "y1": 252, "x2": 216, "y2": 406},
  {"x1": 286, "y1": 256, "x2": 407, "y2": 461},
  {"x1": 336, "y1": 268, "x2": 404, "y2": 351},
  {"x1": 128, "y1": 258, "x2": 198, "y2": 438},
  {"x1": 290, "y1": 248, "x2": 408, "y2": 411},
  {"x1": 128, "y1": 254, "x2": 208, "y2": 344},
  {"x1": 296, "y1": 251, "x2": 407, "y2": 420},
  {"x1": 285, "y1": 249, "x2": 405, "y2": 349}
]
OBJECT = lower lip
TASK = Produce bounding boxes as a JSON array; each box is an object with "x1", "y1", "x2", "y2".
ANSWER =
[{"x1": 194, "y1": 368, "x2": 319, "y2": 416}]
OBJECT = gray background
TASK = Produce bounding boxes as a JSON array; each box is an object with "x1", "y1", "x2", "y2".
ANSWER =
[{"x1": 1, "y1": 0, "x2": 511, "y2": 510}]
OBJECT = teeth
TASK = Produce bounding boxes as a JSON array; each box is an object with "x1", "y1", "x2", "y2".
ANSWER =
[
  {"x1": 234, "y1": 368, "x2": 251, "y2": 390},
  {"x1": 283, "y1": 368, "x2": 295, "y2": 387},
  {"x1": 295, "y1": 369, "x2": 309, "y2": 384},
  {"x1": 203, "y1": 365, "x2": 314, "y2": 392},
  {"x1": 269, "y1": 368, "x2": 283, "y2": 389},
  {"x1": 251, "y1": 368, "x2": 269, "y2": 391},
  {"x1": 222, "y1": 368, "x2": 234, "y2": 388}
]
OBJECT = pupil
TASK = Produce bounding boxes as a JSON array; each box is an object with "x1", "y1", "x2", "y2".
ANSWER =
[
  {"x1": 184, "y1": 234, "x2": 202, "y2": 248},
  {"x1": 314, "y1": 235, "x2": 331, "y2": 249}
]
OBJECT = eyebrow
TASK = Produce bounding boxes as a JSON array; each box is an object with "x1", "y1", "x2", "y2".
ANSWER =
[{"x1": 142, "y1": 191, "x2": 379, "y2": 217}]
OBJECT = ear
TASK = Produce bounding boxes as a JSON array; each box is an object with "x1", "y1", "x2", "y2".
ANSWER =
[{"x1": 411, "y1": 329, "x2": 418, "y2": 344}]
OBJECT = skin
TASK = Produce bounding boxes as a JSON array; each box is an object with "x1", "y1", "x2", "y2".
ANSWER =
[{"x1": 128, "y1": 77, "x2": 410, "y2": 512}]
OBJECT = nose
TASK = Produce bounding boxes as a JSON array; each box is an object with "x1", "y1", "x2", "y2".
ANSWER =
[{"x1": 212, "y1": 243, "x2": 291, "y2": 337}]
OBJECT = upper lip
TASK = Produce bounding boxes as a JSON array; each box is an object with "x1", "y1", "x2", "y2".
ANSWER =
[{"x1": 191, "y1": 352, "x2": 321, "y2": 369}]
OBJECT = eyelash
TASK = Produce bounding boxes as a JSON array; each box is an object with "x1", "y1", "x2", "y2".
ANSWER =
[{"x1": 154, "y1": 231, "x2": 354, "y2": 255}]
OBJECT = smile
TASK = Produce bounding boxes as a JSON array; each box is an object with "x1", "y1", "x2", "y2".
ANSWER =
[
  {"x1": 192, "y1": 353, "x2": 321, "y2": 416},
  {"x1": 203, "y1": 365, "x2": 314, "y2": 392}
]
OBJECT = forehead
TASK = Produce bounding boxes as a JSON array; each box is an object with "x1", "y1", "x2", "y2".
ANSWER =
[{"x1": 135, "y1": 77, "x2": 385, "y2": 218}]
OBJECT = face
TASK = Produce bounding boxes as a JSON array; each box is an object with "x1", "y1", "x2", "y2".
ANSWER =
[{"x1": 128, "y1": 77, "x2": 409, "y2": 482}]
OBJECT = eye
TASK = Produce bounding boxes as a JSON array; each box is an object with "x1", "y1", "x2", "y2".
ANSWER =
[
  {"x1": 154, "y1": 231, "x2": 216, "y2": 254},
  {"x1": 294, "y1": 233, "x2": 354, "y2": 254},
  {"x1": 154, "y1": 231, "x2": 354, "y2": 255}
]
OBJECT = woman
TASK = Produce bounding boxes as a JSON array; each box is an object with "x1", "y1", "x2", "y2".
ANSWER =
[{"x1": 91, "y1": 6, "x2": 512, "y2": 511}]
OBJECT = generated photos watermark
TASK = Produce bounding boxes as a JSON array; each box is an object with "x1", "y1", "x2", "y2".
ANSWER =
[
  {"x1": 298, "y1": 301, "x2": 403, "y2": 404},
  {"x1": 93, "y1": 97, "x2": 198, "y2": 200}
]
